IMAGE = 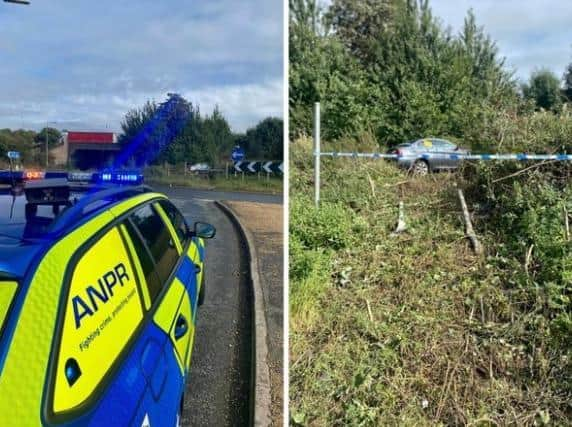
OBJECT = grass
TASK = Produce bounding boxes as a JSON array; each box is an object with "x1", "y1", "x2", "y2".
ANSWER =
[
  {"x1": 290, "y1": 137, "x2": 571, "y2": 426},
  {"x1": 144, "y1": 165, "x2": 283, "y2": 194}
]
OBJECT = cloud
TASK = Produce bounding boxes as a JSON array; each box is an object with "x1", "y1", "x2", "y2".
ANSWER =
[
  {"x1": 0, "y1": 0, "x2": 283, "y2": 132},
  {"x1": 321, "y1": 0, "x2": 571, "y2": 81},
  {"x1": 429, "y1": 0, "x2": 572, "y2": 81}
]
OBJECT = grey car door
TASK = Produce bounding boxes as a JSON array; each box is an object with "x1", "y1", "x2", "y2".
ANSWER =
[
  {"x1": 418, "y1": 139, "x2": 443, "y2": 169},
  {"x1": 437, "y1": 140, "x2": 458, "y2": 168}
]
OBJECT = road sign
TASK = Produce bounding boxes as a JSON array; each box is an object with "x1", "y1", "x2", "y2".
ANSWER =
[
  {"x1": 232, "y1": 161, "x2": 283, "y2": 174},
  {"x1": 231, "y1": 146, "x2": 245, "y2": 162},
  {"x1": 7, "y1": 151, "x2": 20, "y2": 160}
]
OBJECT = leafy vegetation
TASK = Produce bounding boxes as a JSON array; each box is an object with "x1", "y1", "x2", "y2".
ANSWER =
[
  {"x1": 0, "y1": 128, "x2": 61, "y2": 166},
  {"x1": 144, "y1": 164, "x2": 283, "y2": 193},
  {"x1": 290, "y1": 0, "x2": 516, "y2": 146},
  {"x1": 522, "y1": 69, "x2": 564, "y2": 112},
  {"x1": 290, "y1": 134, "x2": 572, "y2": 425},
  {"x1": 290, "y1": 0, "x2": 572, "y2": 425},
  {"x1": 119, "y1": 93, "x2": 283, "y2": 167}
]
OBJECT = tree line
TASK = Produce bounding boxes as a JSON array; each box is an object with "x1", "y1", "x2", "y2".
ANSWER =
[
  {"x1": 118, "y1": 93, "x2": 283, "y2": 167},
  {"x1": 0, "y1": 127, "x2": 62, "y2": 165},
  {"x1": 0, "y1": 94, "x2": 282, "y2": 167},
  {"x1": 290, "y1": 0, "x2": 572, "y2": 148}
]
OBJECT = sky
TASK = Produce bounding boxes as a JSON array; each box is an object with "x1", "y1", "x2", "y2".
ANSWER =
[
  {"x1": 0, "y1": 0, "x2": 283, "y2": 133},
  {"x1": 429, "y1": 0, "x2": 572, "y2": 82},
  {"x1": 319, "y1": 0, "x2": 572, "y2": 83}
]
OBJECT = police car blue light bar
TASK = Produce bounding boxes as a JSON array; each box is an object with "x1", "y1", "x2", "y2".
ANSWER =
[
  {"x1": 66, "y1": 170, "x2": 143, "y2": 185},
  {"x1": 0, "y1": 169, "x2": 145, "y2": 186},
  {"x1": 95, "y1": 170, "x2": 144, "y2": 185}
]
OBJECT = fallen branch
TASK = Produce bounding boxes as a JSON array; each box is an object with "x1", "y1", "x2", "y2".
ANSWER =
[
  {"x1": 491, "y1": 160, "x2": 556, "y2": 184},
  {"x1": 525, "y1": 244, "x2": 534, "y2": 276},
  {"x1": 392, "y1": 201, "x2": 407, "y2": 235},
  {"x1": 366, "y1": 172, "x2": 376, "y2": 198},
  {"x1": 365, "y1": 299, "x2": 374, "y2": 323},
  {"x1": 383, "y1": 180, "x2": 410, "y2": 188},
  {"x1": 458, "y1": 189, "x2": 483, "y2": 255}
]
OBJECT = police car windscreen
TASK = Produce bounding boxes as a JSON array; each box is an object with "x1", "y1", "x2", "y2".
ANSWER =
[{"x1": 0, "y1": 192, "x2": 86, "y2": 240}]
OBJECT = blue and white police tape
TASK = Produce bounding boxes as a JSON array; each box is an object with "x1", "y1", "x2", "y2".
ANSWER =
[{"x1": 317, "y1": 152, "x2": 572, "y2": 161}]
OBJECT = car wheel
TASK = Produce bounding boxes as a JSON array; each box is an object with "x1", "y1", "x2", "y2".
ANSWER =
[
  {"x1": 412, "y1": 160, "x2": 429, "y2": 175},
  {"x1": 198, "y1": 276, "x2": 205, "y2": 306}
]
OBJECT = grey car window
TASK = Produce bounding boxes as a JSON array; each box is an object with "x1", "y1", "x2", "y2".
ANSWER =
[
  {"x1": 414, "y1": 140, "x2": 434, "y2": 151},
  {"x1": 432, "y1": 139, "x2": 456, "y2": 151}
]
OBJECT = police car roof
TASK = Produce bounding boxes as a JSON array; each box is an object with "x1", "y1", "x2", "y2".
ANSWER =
[{"x1": 0, "y1": 179, "x2": 151, "y2": 277}]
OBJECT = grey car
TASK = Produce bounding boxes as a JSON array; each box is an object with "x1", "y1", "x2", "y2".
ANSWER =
[{"x1": 388, "y1": 138, "x2": 469, "y2": 174}]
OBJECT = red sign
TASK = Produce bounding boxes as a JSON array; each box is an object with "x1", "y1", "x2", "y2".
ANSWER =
[{"x1": 67, "y1": 132, "x2": 115, "y2": 144}]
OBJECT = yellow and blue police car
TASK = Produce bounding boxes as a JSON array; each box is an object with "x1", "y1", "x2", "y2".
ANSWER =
[{"x1": 0, "y1": 170, "x2": 215, "y2": 426}]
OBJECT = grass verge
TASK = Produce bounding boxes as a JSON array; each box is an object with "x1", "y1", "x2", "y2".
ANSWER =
[
  {"x1": 145, "y1": 165, "x2": 283, "y2": 193},
  {"x1": 290, "y1": 137, "x2": 571, "y2": 426}
]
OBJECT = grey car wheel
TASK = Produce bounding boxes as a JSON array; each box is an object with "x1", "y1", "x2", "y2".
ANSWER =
[{"x1": 412, "y1": 160, "x2": 429, "y2": 175}]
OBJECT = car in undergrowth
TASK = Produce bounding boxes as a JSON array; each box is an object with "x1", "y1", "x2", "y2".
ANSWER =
[
  {"x1": 388, "y1": 138, "x2": 470, "y2": 174},
  {"x1": 0, "y1": 171, "x2": 215, "y2": 426}
]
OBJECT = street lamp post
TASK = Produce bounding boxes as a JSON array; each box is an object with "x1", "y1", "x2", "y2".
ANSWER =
[
  {"x1": 3, "y1": 0, "x2": 31, "y2": 4},
  {"x1": 45, "y1": 124, "x2": 48, "y2": 167},
  {"x1": 45, "y1": 122, "x2": 57, "y2": 168}
]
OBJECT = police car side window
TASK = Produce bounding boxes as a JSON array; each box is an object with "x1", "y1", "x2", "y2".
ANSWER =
[
  {"x1": 123, "y1": 219, "x2": 162, "y2": 303},
  {"x1": 130, "y1": 204, "x2": 179, "y2": 290},
  {"x1": 158, "y1": 200, "x2": 189, "y2": 246}
]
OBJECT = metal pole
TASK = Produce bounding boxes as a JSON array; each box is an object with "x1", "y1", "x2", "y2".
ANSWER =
[
  {"x1": 45, "y1": 123, "x2": 49, "y2": 167},
  {"x1": 313, "y1": 102, "x2": 321, "y2": 207}
]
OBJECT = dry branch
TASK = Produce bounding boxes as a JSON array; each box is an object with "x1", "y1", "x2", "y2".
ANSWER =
[
  {"x1": 458, "y1": 189, "x2": 483, "y2": 255},
  {"x1": 392, "y1": 201, "x2": 407, "y2": 235}
]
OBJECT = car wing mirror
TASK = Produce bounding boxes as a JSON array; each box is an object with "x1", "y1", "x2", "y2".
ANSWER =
[{"x1": 192, "y1": 221, "x2": 216, "y2": 239}]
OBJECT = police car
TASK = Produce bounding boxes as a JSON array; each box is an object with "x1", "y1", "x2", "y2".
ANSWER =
[{"x1": 0, "y1": 170, "x2": 215, "y2": 426}]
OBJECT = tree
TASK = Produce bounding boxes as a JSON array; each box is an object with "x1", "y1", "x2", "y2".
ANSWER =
[
  {"x1": 244, "y1": 117, "x2": 284, "y2": 160},
  {"x1": 118, "y1": 100, "x2": 158, "y2": 166},
  {"x1": 522, "y1": 69, "x2": 563, "y2": 111},
  {"x1": 118, "y1": 95, "x2": 239, "y2": 167},
  {"x1": 327, "y1": 0, "x2": 393, "y2": 64},
  {"x1": 563, "y1": 62, "x2": 572, "y2": 102},
  {"x1": 289, "y1": 0, "x2": 517, "y2": 145},
  {"x1": 118, "y1": 94, "x2": 192, "y2": 166},
  {"x1": 184, "y1": 106, "x2": 235, "y2": 165},
  {"x1": 34, "y1": 127, "x2": 62, "y2": 147},
  {"x1": 290, "y1": 0, "x2": 325, "y2": 35},
  {"x1": 0, "y1": 129, "x2": 39, "y2": 164}
]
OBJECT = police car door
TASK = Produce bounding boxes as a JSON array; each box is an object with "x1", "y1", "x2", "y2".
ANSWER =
[
  {"x1": 48, "y1": 225, "x2": 148, "y2": 422},
  {"x1": 128, "y1": 203, "x2": 194, "y2": 376},
  {"x1": 156, "y1": 200, "x2": 202, "y2": 310}
]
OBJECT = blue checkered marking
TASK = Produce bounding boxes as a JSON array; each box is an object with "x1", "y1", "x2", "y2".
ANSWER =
[{"x1": 176, "y1": 255, "x2": 197, "y2": 312}]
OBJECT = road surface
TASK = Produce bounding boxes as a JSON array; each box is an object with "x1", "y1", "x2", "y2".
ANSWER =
[
  {"x1": 159, "y1": 186, "x2": 281, "y2": 426},
  {"x1": 154, "y1": 184, "x2": 283, "y2": 205}
]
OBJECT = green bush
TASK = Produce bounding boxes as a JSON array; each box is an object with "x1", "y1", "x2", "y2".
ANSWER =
[{"x1": 290, "y1": 194, "x2": 357, "y2": 250}]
